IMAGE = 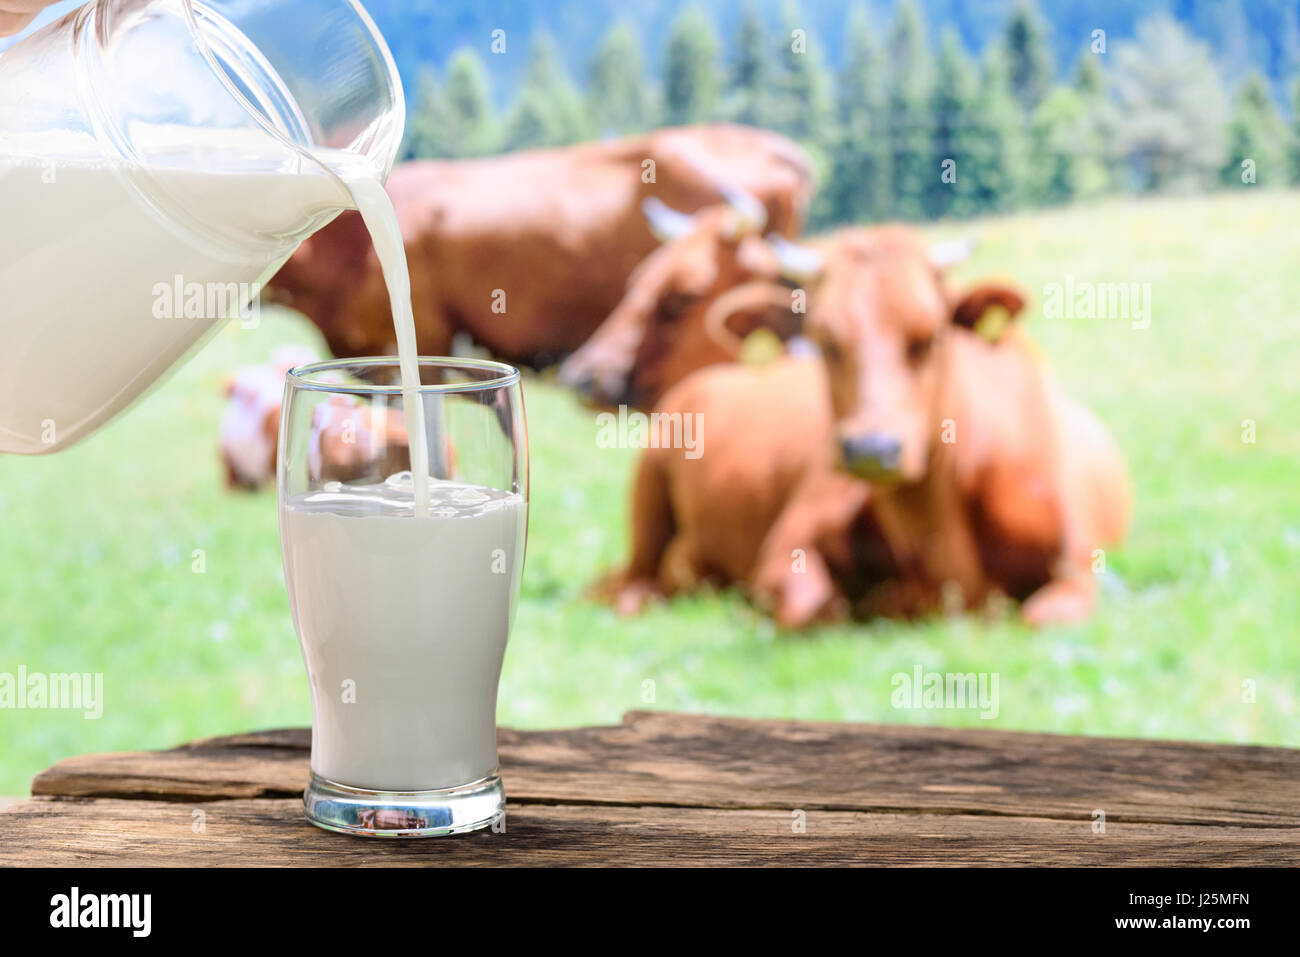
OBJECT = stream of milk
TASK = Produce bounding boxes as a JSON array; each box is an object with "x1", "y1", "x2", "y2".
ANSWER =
[{"x1": 341, "y1": 174, "x2": 431, "y2": 512}]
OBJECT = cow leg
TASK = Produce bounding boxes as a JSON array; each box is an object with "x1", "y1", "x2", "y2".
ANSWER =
[
  {"x1": 605, "y1": 450, "x2": 677, "y2": 615},
  {"x1": 750, "y1": 471, "x2": 871, "y2": 628},
  {"x1": 1017, "y1": 392, "x2": 1130, "y2": 628},
  {"x1": 753, "y1": 546, "x2": 844, "y2": 629},
  {"x1": 1018, "y1": 467, "x2": 1109, "y2": 628},
  {"x1": 1020, "y1": 573, "x2": 1096, "y2": 626}
]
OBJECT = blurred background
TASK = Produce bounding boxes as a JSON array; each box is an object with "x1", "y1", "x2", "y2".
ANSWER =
[{"x1": 2, "y1": 0, "x2": 1298, "y2": 794}]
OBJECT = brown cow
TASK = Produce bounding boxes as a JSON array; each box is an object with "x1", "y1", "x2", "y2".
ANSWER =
[
  {"x1": 219, "y1": 345, "x2": 319, "y2": 488},
  {"x1": 219, "y1": 349, "x2": 432, "y2": 488},
  {"x1": 608, "y1": 227, "x2": 1130, "y2": 627},
  {"x1": 307, "y1": 397, "x2": 413, "y2": 485},
  {"x1": 265, "y1": 125, "x2": 813, "y2": 368},
  {"x1": 556, "y1": 199, "x2": 803, "y2": 409}
]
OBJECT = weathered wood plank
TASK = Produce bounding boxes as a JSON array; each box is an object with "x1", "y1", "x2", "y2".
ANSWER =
[
  {"x1": 2, "y1": 797, "x2": 1295, "y2": 867},
  {"x1": 30, "y1": 747, "x2": 307, "y2": 801},
  {"x1": 31, "y1": 712, "x2": 1300, "y2": 829},
  {"x1": 180, "y1": 728, "x2": 309, "y2": 750}
]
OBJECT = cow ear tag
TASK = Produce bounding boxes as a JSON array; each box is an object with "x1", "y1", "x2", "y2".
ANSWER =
[
  {"x1": 975, "y1": 305, "x2": 1011, "y2": 343},
  {"x1": 740, "y1": 328, "x2": 783, "y2": 366}
]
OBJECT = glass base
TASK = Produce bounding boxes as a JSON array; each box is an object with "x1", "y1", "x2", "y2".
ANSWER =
[{"x1": 303, "y1": 770, "x2": 505, "y2": 838}]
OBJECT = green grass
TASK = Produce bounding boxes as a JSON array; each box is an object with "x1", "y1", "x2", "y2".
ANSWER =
[{"x1": 3, "y1": 188, "x2": 1298, "y2": 794}]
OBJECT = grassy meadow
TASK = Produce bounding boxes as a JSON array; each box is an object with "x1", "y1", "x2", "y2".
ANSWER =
[{"x1": 2, "y1": 188, "x2": 1297, "y2": 795}]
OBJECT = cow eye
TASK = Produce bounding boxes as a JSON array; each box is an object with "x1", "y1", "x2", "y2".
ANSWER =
[
  {"x1": 907, "y1": 335, "x2": 934, "y2": 364},
  {"x1": 818, "y1": 338, "x2": 844, "y2": 365},
  {"x1": 663, "y1": 293, "x2": 692, "y2": 317}
]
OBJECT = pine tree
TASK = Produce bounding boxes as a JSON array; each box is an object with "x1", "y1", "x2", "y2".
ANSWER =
[
  {"x1": 886, "y1": 0, "x2": 934, "y2": 221},
  {"x1": 404, "y1": 52, "x2": 498, "y2": 160},
  {"x1": 967, "y1": 47, "x2": 1028, "y2": 213},
  {"x1": 728, "y1": 0, "x2": 771, "y2": 127},
  {"x1": 587, "y1": 22, "x2": 652, "y2": 136},
  {"x1": 1071, "y1": 50, "x2": 1104, "y2": 99},
  {"x1": 1290, "y1": 76, "x2": 1300, "y2": 183},
  {"x1": 827, "y1": 4, "x2": 891, "y2": 224},
  {"x1": 504, "y1": 32, "x2": 587, "y2": 150},
  {"x1": 663, "y1": 5, "x2": 721, "y2": 126},
  {"x1": 1031, "y1": 87, "x2": 1107, "y2": 205},
  {"x1": 1107, "y1": 14, "x2": 1228, "y2": 191},
  {"x1": 443, "y1": 50, "x2": 499, "y2": 157},
  {"x1": 403, "y1": 68, "x2": 450, "y2": 159},
  {"x1": 1221, "y1": 71, "x2": 1287, "y2": 186},
  {"x1": 1001, "y1": 0, "x2": 1055, "y2": 113},
  {"x1": 773, "y1": 0, "x2": 833, "y2": 142},
  {"x1": 1069, "y1": 51, "x2": 1114, "y2": 195},
  {"x1": 929, "y1": 28, "x2": 978, "y2": 218}
]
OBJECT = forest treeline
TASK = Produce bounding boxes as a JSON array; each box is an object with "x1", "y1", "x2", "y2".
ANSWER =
[{"x1": 403, "y1": 0, "x2": 1300, "y2": 226}]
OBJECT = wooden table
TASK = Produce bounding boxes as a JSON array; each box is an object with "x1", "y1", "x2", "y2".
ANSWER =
[{"x1": 2, "y1": 711, "x2": 1297, "y2": 866}]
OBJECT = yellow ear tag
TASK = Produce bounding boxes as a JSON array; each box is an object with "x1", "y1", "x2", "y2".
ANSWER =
[
  {"x1": 975, "y1": 305, "x2": 1010, "y2": 343},
  {"x1": 740, "y1": 327, "x2": 783, "y2": 366}
]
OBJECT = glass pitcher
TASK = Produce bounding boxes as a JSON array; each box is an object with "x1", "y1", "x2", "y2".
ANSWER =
[{"x1": 0, "y1": 0, "x2": 404, "y2": 454}]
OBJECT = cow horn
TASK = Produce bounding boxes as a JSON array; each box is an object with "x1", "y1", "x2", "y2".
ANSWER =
[
  {"x1": 641, "y1": 197, "x2": 698, "y2": 244},
  {"x1": 719, "y1": 186, "x2": 768, "y2": 234},
  {"x1": 929, "y1": 237, "x2": 976, "y2": 269},
  {"x1": 703, "y1": 280, "x2": 801, "y2": 357},
  {"x1": 767, "y1": 234, "x2": 824, "y2": 282}
]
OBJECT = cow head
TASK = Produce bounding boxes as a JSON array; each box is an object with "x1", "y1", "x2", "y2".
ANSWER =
[
  {"x1": 557, "y1": 194, "x2": 791, "y2": 409},
  {"x1": 718, "y1": 227, "x2": 1026, "y2": 484}
]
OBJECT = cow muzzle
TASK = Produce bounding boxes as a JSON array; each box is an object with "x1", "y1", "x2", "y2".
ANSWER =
[
  {"x1": 840, "y1": 432, "x2": 903, "y2": 479},
  {"x1": 558, "y1": 360, "x2": 629, "y2": 410}
]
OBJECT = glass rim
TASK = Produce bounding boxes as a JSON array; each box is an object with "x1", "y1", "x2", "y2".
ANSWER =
[{"x1": 285, "y1": 356, "x2": 521, "y2": 395}]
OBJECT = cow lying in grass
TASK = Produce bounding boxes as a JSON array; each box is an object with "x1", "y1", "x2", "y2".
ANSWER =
[
  {"x1": 607, "y1": 227, "x2": 1130, "y2": 627},
  {"x1": 219, "y1": 346, "x2": 317, "y2": 488},
  {"x1": 221, "y1": 349, "x2": 417, "y2": 488}
]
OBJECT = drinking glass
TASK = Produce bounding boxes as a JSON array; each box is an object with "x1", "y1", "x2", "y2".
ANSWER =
[{"x1": 278, "y1": 357, "x2": 528, "y2": 837}]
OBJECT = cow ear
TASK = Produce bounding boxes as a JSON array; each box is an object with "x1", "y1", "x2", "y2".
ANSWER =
[{"x1": 951, "y1": 283, "x2": 1027, "y2": 341}]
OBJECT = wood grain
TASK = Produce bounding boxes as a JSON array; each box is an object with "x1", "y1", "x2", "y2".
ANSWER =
[
  {"x1": 30, "y1": 711, "x2": 1300, "y2": 828},
  {"x1": 10, "y1": 712, "x2": 1299, "y2": 865},
  {"x1": 3, "y1": 797, "x2": 1296, "y2": 867}
]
